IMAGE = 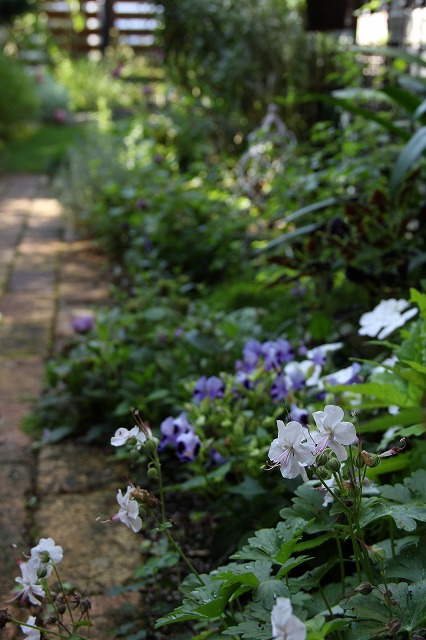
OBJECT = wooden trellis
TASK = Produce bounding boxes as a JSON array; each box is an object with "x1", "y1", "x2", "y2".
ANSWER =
[{"x1": 38, "y1": 0, "x2": 163, "y2": 55}]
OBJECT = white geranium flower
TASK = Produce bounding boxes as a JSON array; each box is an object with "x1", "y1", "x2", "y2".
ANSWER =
[
  {"x1": 271, "y1": 597, "x2": 306, "y2": 640},
  {"x1": 111, "y1": 426, "x2": 146, "y2": 449},
  {"x1": 10, "y1": 559, "x2": 45, "y2": 606},
  {"x1": 312, "y1": 405, "x2": 356, "y2": 462},
  {"x1": 359, "y1": 299, "x2": 418, "y2": 340},
  {"x1": 115, "y1": 486, "x2": 142, "y2": 533},
  {"x1": 21, "y1": 616, "x2": 40, "y2": 640},
  {"x1": 269, "y1": 421, "x2": 316, "y2": 482},
  {"x1": 31, "y1": 538, "x2": 63, "y2": 573}
]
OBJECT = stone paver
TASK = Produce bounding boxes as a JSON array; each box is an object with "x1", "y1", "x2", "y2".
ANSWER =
[{"x1": 0, "y1": 174, "x2": 141, "y2": 639}]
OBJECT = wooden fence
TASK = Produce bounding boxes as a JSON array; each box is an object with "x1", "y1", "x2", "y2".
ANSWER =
[{"x1": 38, "y1": 0, "x2": 163, "y2": 55}]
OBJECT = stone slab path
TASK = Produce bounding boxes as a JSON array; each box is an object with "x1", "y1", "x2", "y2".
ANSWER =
[{"x1": 0, "y1": 175, "x2": 141, "y2": 639}]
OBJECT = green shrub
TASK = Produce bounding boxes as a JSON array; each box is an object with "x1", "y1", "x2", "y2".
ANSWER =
[{"x1": 0, "y1": 53, "x2": 39, "y2": 139}]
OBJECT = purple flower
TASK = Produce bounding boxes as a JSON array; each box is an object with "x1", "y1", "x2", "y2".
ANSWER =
[
  {"x1": 270, "y1": 373, "x2": 288, "y2": 402},
  {"x1": 193, "y1": 376, "x2": 225, "y2": 403},
  {"x1": 239, "y1": 339, "x2": 262, "y2": 373},
  {"x1": 262, "y1": 339, "x2": 294, "y2": 370},
  {"x1": 159, "y1": 413, "x2": 191, "y2": 450},
  {"x1": 71, "y1": 315, "x2": 95, "y2": 334},
  {"x1": 209, "y1": 448, "x2": 226, "y2": 466},
  {"x1": 174, "y1": 327, "x2": 183, "y2": 338},
  {"x1": 176, "y1": 430, "x2": 201, "y2": 462},
  {"x1": 289, "y1": 403, "x2": 309, "y2": 427},
  {"x1": 308, "y1": 347, "x2": 328, "y2": 366},
  {"x1": 136, "y1": 198, "x2": 148, "y2": 210},
  {"x1": 233, "y1": 371, "x2": 254, "y2": 392}
]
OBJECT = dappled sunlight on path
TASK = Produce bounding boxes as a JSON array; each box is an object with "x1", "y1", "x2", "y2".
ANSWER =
[{"x1": 0, "y1": 174, "x2": 142, "y2": 639}]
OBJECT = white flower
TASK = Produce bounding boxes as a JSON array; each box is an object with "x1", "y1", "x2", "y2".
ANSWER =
[
  {"x1": 21, "y1": 616, "x2": 40, "y2": 640},
  {"x1": 10, "y1": 559, "x2": 45, "y2": 606},
  {"x1": 111, "y1": 426, "x2": 146, "y2": 449},
  {"x1": 359, "y1": 299, "x2": 418, "y2": 340},
  {"x1": 271, "y1": 597, "x2": 306, "y2": 640},
  {"x1": 30, "y1": 538, "x2": 63, "y2": 575},
  {"x1": 312, "y1": 405, "x2": 356, "y2": 462},
  {"x1": 115, "y1": 486, "x2": 142, "y2": 533},
  {"x1": 268, "y1": 421, "x2": 316, "y2": 482}
]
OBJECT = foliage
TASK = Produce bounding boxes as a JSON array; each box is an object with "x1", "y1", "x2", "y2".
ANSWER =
[
  {"x1": 158, "y1": 0, "x2": 361, "y2": 129},
  {"x1": 53, "y1": 56, "x2": 142, "y2": 114},
  {"x1": 0, "y1": 123, "x2": 86, "y2": 174},
  {"x1": 0, "y1": 52, "x2": 39, "y2": 139}
]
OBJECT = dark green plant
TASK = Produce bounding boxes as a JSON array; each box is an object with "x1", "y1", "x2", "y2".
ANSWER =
[{"x1": 0, "y1": 53, "x2": 39, "y2": 139}]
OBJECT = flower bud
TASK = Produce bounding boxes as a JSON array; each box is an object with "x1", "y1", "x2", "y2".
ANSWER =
[
  {"x1": 387, "y1": 618, "x2": 402, "y2": 635},
  {"x1": 316, "y1": 452, "x2": 329, "y2": 467},
  {"x1": 57, "y1": 603, "x2": 66, "y2": 615},
  {"x1": 147, "y1": 466, "x2": 159, "y2": 479},
  {"x1": 369, "y1": 545, "x2": 387, "y2": 564},
  {"x1": 356, "y1": 582, "x2": 373, "y2": 596},
  {"x1": 37, "y1": 565, "x2": 48, "y2": 578},
  {"x1": 39, "y1": 551, "x2": 51, "y2": 564},
  {"x1": 129, "y1": 449, "x2": 141, "y2": 464},
  {"x1": 361, "y1": 450, "x2": 381, "y2": 468},
  {"x1": 144, "y1": 438, "x2": 159, "y2": 455},
  {"x1": 327, "y1": 457, "x2": 341, "y2": 473},
  {"x1": 353, "y1": 453, "x2": 365, "y2": 469}
]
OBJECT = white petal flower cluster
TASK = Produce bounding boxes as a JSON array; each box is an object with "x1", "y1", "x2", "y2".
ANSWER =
[
  {"x1": 10, "y1": 538, "x2": 63, "y2": 606},
  {"x1": 271, "y1": 597, "x2": 306, "y2": 640},
  {"x1": 359, "y1": 298, "x2": 418, "y2": 340},
  {"x1": 268, "y1": 405, "x2": 357, "y2": 480},
  {"x1": 111, "y1": 425, "x2": 148, "y2": 449},
  {"x1": 115, "y1": 486, "x2": 143, "y2": 533},
  {"x1": 268, "y1": 421, "x2": 316, "y2": 482}
]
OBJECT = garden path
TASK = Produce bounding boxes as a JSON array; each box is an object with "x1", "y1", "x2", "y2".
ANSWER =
[{"x1": 0, "y1": 174, "x2": 141, "y2": 639}]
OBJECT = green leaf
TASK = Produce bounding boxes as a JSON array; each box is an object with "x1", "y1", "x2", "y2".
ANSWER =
[
  {"x1": 252, "y1": 578, "x2": 291, "y2": 608},
  {"x1": 341, "y1": 581, "x2": 426, "y2": 639},
  {"x1": 227, "y1": 476, "x2": 265, "y2": 499},
  {"x1": 385, "y1": 540, "x2": 426, "y2": 583},
  {"x1": 262, "y1": 222, "x2": 322, "y2": 252},
  {"x1": 334, "y1": 381, "x2": 410, "y2": 409},
  {"x1": 381, "y1": 85, "x2": 421, "y2": 115},
  {"x1": 275, "y1": 197, "x2": 338, "y2": 226},
  {"x1": 410, "y1": 288, "x2": 426, "y2": 315},
  {"x1": 360, "y1": 501, "x2": 426, "y2": 531},
  {"x1": 390, "y1": 126, "x2": 426, "y2": 195},
  {"x1": 276, "y1": 555, "x2": 312, "y2": 579},
  {"x1": 413, "y1": 98, "x2": 426, "y2": 122}
]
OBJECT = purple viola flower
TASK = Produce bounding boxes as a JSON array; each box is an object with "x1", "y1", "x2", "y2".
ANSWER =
[
  {"x1": 193, "y1": 376, "x2": 225, "y2": 403},
  {"x1": 159, "y1": 412, "x2": 191, "y2": 450},
  {"x1": 298, "y1": 343, "x2": 308, "y2": 357},
  {"x1": 262, "y1": 339, "x2": 294, "y2": 371},
  {"x1": 136, "y1": 198, "x2": 148, "y2": 210},
  {"x1": 289, "y1": 403, "x2": 309, "y2": 427},
  {"x1": 209, "y1": 448, "x2": 226, "y2": 466},
  {"x1": 176, "y1": 430, "x2": 201, "y2": 462},
  {"x1": 71, "y1": 314, "x2": 95, "y2": 334},
  {"x1": 239, "y1": 339, "x2": 263, "y2": 373},
  {"x1": 270, "y1": 373, "x2": 288, "y2": 402},
  {"x1": 233, "y1": 371, "x2": 254, "y2": 392},
  {"x1": 308, "y1": 347, "x2": 328, "y2": 366}
]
